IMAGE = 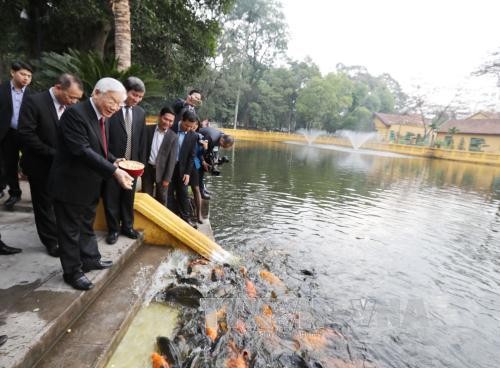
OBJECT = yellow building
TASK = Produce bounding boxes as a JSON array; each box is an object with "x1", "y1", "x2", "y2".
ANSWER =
[
  {"x1": 373, "y1": 112, "x2": 427, "y2": 143},
  {"x1": 437, "y1": 114, "x2": 500, "y2": 153}
]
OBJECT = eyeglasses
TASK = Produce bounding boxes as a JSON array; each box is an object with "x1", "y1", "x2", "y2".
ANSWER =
[{"x1": 103, "y1": 94, "x2": 125, "y2": 108}]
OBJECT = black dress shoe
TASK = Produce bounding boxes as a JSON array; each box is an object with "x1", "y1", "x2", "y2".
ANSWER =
[
  {"x1": 4, "y1": 195, "x2": 20, "y2": 210},
  {"x1": 82, "y1": 259, "x2": 113, "y2": 272},
  {"x1": 186, "y1": 219, "x2": 198, "y2": 229},
  {"x1": 0, "y1": 335, "x2": 7, "y2": 347},
  {"x1": 121, "y1": 228, "x2": 139, "y2": 239},
  {"x1": 63, "y1": 273, "x2": 94, "y2": 290},
  {"x1": 0, "y1": 241, "x2": 22, "y2": 255},
  {"x1": 106, "y1": 231, "x2": 119, "y2": 244},
  {"x1": 46, "y1": 245, "x2": 60, "y2": 257}
]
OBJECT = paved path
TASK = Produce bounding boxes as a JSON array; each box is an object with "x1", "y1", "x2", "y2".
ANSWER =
[{"x1": 0, "y1": 182, "x2": 142, "y2": 368}]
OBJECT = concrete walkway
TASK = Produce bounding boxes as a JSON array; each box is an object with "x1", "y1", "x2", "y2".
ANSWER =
[
  {"x1": 0, "y1": 180, "x2": 143, "y2": 368},
  {"x1": 0, "y1": 180, "x2": 213, "y2": 368}
]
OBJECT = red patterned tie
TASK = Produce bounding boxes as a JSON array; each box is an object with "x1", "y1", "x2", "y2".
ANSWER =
[{"x1": 99, "y1": 117, "x2": 108, "y2": 159}]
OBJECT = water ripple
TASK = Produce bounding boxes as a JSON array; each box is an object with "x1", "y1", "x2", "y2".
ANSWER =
[{"x1": 208, "y1": 143, "x2": 500, "y2": 368}]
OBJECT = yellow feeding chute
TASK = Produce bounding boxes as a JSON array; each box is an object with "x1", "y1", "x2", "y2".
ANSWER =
[{"x1": 133, "y1": 193, "x2": 235, "y2": 264}]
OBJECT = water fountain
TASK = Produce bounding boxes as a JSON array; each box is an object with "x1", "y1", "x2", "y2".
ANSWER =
[
  {"x1": 289, "y1": 128, "x2": 411, "y2": 158},
  {"x1": 335, "y1": 129, "x2": 378, "y2": 149},
  {"x1": 296, "y1": 128, "x2": 327, "y2": 145}
]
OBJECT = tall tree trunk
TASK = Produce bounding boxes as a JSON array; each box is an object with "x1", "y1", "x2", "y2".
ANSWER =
[
  {"x1": 111, "y1": 0, "x2": 131, "y2": 71},
  {"x1": 90, "y1": 21, "x2": 112, "y2": 59},
  {"x1": 233, "y1": 61, "x2": 244, "y2": 129}
]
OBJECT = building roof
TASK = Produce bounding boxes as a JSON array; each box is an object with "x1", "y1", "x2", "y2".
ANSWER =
[
  {"x1": 438, "y1": 119, "x2": 500, "y2": 135},
  {"x1": 466, "y1": 111, "x2": 500, "y2": 120},
  {"x1": 373, "y1": 112, "x2": 426, "y2": 127}
]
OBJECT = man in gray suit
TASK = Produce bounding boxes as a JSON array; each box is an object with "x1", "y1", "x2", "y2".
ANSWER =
[
  {"x1": 103, "y1": 77, "x2": 147, "y2": 245},
  {"x1": 142, "y1": 106, "x2": 177, "y2": 206}
]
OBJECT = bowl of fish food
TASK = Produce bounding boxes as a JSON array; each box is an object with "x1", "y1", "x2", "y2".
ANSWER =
[{"x1": 118, "y1": 160, "x2": 145, "y2": 177}]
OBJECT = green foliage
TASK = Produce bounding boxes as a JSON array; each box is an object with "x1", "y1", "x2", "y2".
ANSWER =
[
  {"x1": 215, "y1": 0, "x2": 288, "y2": 127},
  {"x1": 296, "y1": 72, "x2": 354, "y2": 132},
  {"x1": 34, "y1": 49, "x2": 164, "y2": 110},
  {"x1": 0, "y1": 0, "x2": 234, "y2": 100},
  {"x1": 131, "y1": 0, "x2": 235, "y2": 96},
  {"x1": 0, "y1": 0, "x2": 408, "y2": 127}
]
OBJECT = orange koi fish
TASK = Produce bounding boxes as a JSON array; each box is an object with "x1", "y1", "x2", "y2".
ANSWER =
[{"x1": 151, "y1": 352, "x2": 170, "y2": 368}]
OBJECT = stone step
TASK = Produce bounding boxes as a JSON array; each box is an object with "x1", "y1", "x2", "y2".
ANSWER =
[
  {"x1": 0, "y1": 215, "x2": 143, "y2": 368},
  {"x1": 33, "y1": 243, "x2": 172, "y2": 368}
]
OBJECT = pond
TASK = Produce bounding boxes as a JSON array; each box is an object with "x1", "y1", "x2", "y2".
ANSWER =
[
  {"x1": 108, "y1": 141, "x2": 500, "y2": 368},
  {"x1": 205, "y1": 141, "x2": 500, "y2": 368}
]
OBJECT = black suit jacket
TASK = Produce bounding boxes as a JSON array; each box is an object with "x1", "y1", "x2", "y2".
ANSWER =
[
  {"x1": 177, "y1": 130, "x2": 197, "y2": 178},
  {"x1": 49, "y1": 100, "x2": 117, "y2": 206},
  {"x1": 199, "y1": 127, "x2": 223, "y2": 153},
  {"x1": 18, "y1": 90, "x2": 59, "y2": 176},
  {"x1": 108, "y1": 105, "x2": 147, "y2": 163},
  {"x1": 145, "y1": 125, "x2": 177, "y2": 183},
  {"x1": 0, "y1": 81, "x2": 31, "y2": 141}
]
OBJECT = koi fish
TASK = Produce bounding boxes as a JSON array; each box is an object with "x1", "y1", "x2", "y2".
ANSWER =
[
  {"x1": 259, "y1": 270, "x2": 285, "y2": 287},
  {"x1": 245, "y1": 279, "x2": 257, "y2": 298},
  {"x1": 206, "y1": 326, "x2": 218, "y2": 341},
  {"x1": 225, "y1": 341, "x2": 249, "y2": 368},
  {"x1": 293, "y1": 328, "x2": 344, "y2": 351},
  {"x1": 151, "y1": 352, "x2": 169, "y2": 368},
  {"x1": 234, "y1": 319, "x2": 247, "y2": 334}
]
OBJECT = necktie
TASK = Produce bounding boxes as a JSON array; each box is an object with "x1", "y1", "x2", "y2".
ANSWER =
[
  {"x1": 58, "y1": 105, "x2": 65, "y2": 119},
  {"x1": 124, "y1": 106, "x2": 132, "y2": 160},
  {"x1": 99, "y1": 117, "x2": 108, "y2": 159}
]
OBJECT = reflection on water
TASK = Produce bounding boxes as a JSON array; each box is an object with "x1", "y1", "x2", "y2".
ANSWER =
[
  {"x1": 288, "y1": 140, "x2": 413, "y2": 158},
  {"x1": 205, "y1": 141, "x2": 500, "y2": 368}
]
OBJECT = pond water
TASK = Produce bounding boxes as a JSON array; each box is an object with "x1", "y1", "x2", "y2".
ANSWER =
[
  {"x1": 107, "y1": 141, "x2": 500, "y2": 368},
  {"x1": 203, "y1": 141, "x2": 500, "y2": 368}
]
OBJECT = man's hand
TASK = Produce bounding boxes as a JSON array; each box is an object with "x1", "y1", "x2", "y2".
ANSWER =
[
  {"x1": 182, "y1": 174, "x2": 190, "y2": 186},
  {"x1": 162, "y1": 180, "x2": 169, "y2": 188},
  {"x1": 202, "y1": 161, "x2": 209, "y2": 172},
  {"x1": 113, "y1": 168, "x2": 134, "y2": 190},
  {"x1": 113, "y1": 158, "x2": 126, "y2": 168}
]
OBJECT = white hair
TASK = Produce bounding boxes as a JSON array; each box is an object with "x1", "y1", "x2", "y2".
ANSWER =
[{"x1": 92, "y1": 77, "x2": 127, "y2": 99}]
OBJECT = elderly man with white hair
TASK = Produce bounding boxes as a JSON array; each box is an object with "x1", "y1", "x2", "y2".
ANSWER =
[{"x1": 50, "y1": 77, "x2": 134, "y2": 290}]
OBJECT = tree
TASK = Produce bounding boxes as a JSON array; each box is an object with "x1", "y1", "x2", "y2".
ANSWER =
[
  {"x1": 111, "y1": 0, "x2": 131, "y2": 71},
  {"x1": 0, "y1": 0, "x2": 234, "y2": 97},
  {"x1": 220, "y1": 0, "x2": 288, "y2": 128},
  {"x1": 130, "y1": 0, "x2": 234, "y2": 95},
  {"x1": 296, "y1": 72, "x2": 353, "y2": 132}
]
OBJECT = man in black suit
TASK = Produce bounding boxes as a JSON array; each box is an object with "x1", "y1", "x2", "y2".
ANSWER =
[
  {"x1": 18, "y1": 74, "x2": 84, "y2": 257},
  {"x1": 167, "y1": 109, "x2": 198, "y2": 228},
  {"x1": 103, "y1": 77, "x2": 147, "y2": 245},
  {"x1": 142, "y1": 106, "x2": 177, "y2": 206},
  {"x1": 171, "y1": 89, "x2": 202, "y2": 133},
  {"x1": 0, "y1": 61, "x2": 33, "y2": 210},
  {"x1": 198, "y1": 126, "x2": 234, "y2": 198},
  {"x1": 50, "y1": 77, "x2": 134, "y2": 291}
]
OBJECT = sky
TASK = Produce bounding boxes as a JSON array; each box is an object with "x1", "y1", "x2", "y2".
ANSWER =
[{"x1": 280, "y1": 0, "x2": 500, "y2": 111}]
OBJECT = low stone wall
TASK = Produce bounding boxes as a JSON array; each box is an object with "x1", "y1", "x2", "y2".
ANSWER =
[{"x1": 223, "y1": 128, "x2": 500, "y2": 166}]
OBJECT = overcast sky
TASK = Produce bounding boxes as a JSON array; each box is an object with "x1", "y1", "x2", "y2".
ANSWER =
[{"x1": 281, "y1": 0, "x2": 500, "y2": 110}]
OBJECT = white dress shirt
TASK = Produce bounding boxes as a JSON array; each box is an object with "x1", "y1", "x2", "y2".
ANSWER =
[
  {"x1": 148, "y1": 126, "x2": 167, "y2": 165},
  {"x1": 49, "y1": 87, "x2": 65, "y2": 119}
]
